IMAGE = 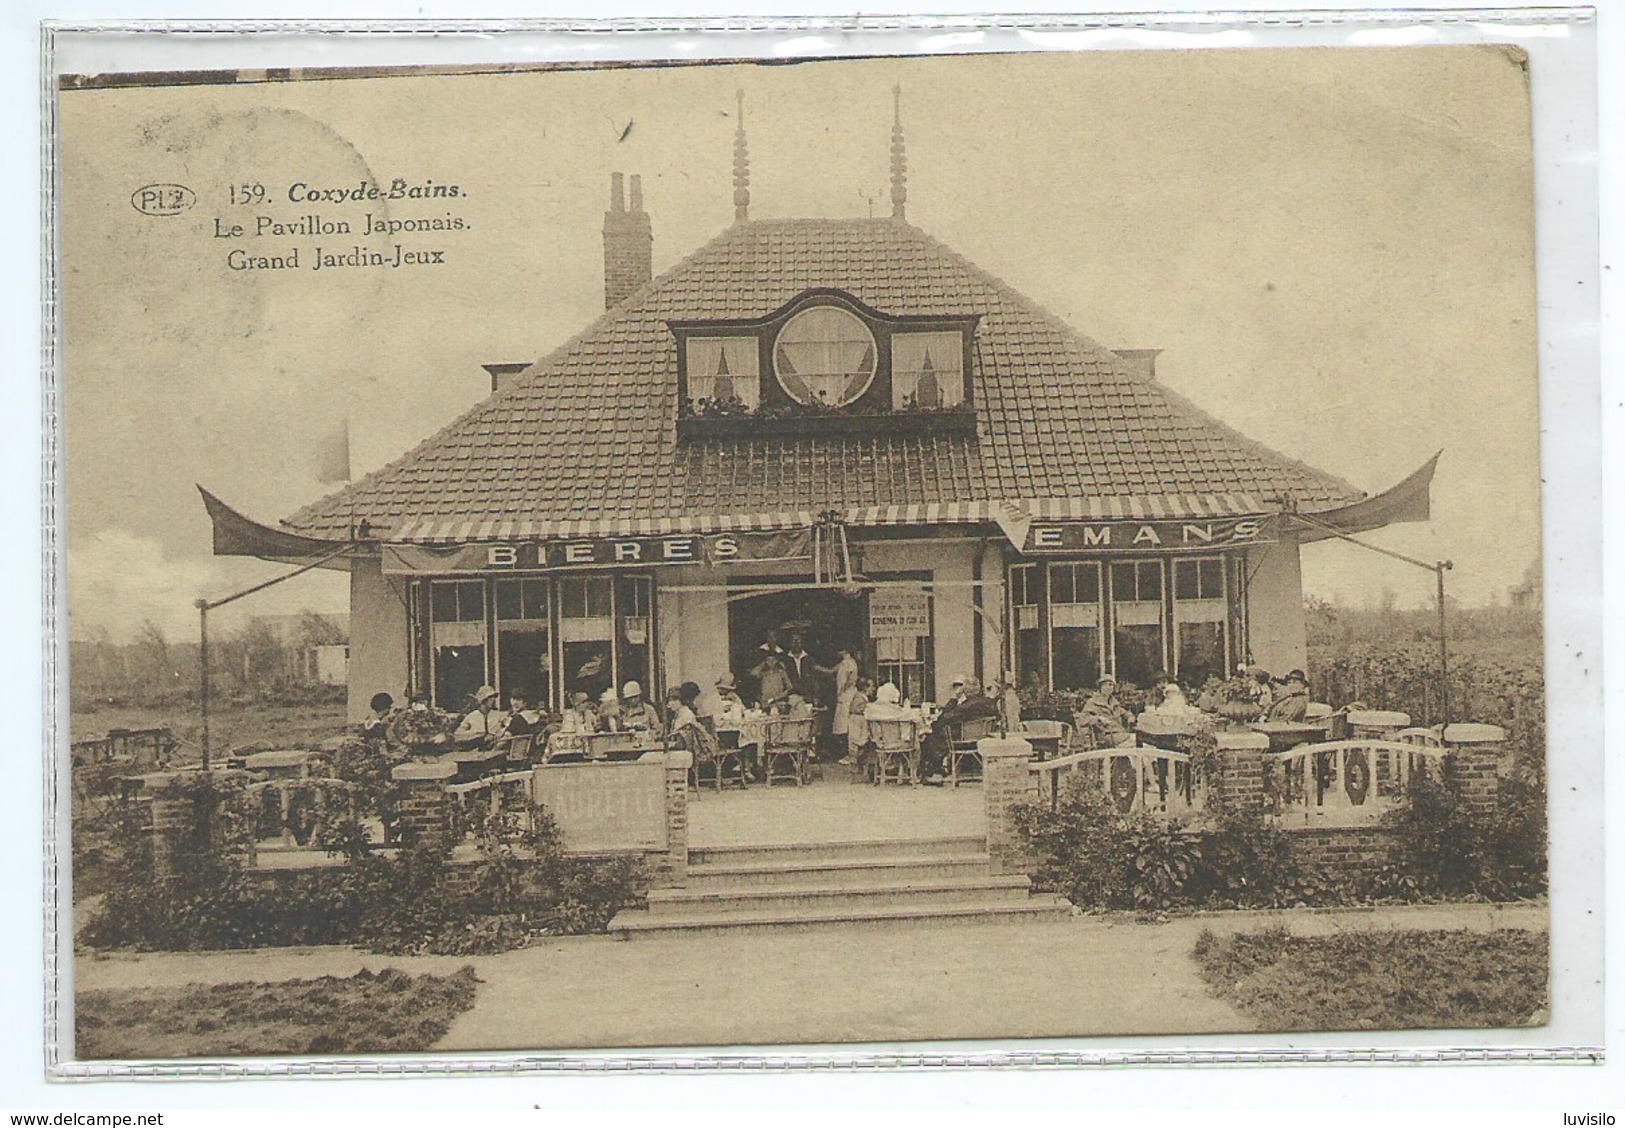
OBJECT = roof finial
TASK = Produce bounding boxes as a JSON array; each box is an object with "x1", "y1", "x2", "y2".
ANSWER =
[
  {"x1": 733, "y1": 90, "x2": 750, "y2": 223},
  {"x1": 889, "y1": 85, "x2": 907, "y2": 221}
]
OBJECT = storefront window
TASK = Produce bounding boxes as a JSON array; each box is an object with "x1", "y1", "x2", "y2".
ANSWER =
[
  {"x1": 616, "y1": 575, "x2": 653, "y2": 699},
  {"x1": 1009, "y1": 563, "x2": 1044, "y2": 693},
  {"x1": 1109, "y1": 560, "x2": 1166, "y2": 686},
  {"x1": 495, "y1": 577, "x2": 552, "y2": 708},
  {"x1": 559, "y1": 576, "x2": 615, "y2": 703},
  {"x1": 1173, "y1": 557, "x2": 1228, "y2": 690},
  {"x1": 876, "y1": 635, "x2": 928, "y2": 705},
  {"x1": 1048, "y1": 561, "x2": 1102, "y2": 691},
  {"x1": 428, "y1": 579, "x2": 486, "y2": 710},
  {"x1": 1011, "y1": 555, "x2": 1243, "y2": 694}
]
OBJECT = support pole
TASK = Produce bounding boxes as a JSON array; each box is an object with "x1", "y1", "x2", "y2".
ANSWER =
[
  {"x1": 193, "y1": 543, "x2": 355, "y2": 771},
  {"x1": 1437, "y1": 559, "x2": 1454, "y2": 727},
  {"x1": 197, "y1": 598, "x2": 211, "y2": 770},
  {"x1": 1288, "y1": 510, "x2": 1457, "y2": 729}
]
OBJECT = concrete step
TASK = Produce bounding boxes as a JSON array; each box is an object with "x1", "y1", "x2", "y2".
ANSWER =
[
  {"x1": 680, "y1": 853, "x2": 993, "y2": 890},
  {"x1": 645, "y1": 874, "x2": 1033, "y2": 916},
  {"x1": 608, "y1": 895, "x2": 1072, "y2": 938},
  {"x1": 688, "y1": 835, "x2": 988, "y2": 868}
]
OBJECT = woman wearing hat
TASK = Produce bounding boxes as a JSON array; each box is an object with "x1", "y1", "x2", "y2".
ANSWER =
[
  {"x1": 714, "y1": 673, "x2": 748, "y2": 723},
  {"x1": 1076, "y1": 675, "x2": 1134, "y2": 749},
  {"x1": 453, "y1": 685, "x2": 508, "y2": 747},
  {"x1": 1266, "y1": 669, "x2": 1311, "y2": 722},
  {"x1": 619, "y1": 680, "x2": 664, "y2": 736}
]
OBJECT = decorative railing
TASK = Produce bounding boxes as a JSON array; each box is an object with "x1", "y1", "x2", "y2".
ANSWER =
[
  {"x1": 1030, "y1": 745, "x2": 1206, "y2": 817},
  {"x1": 243, "y1": 776, "x2": 372, "y2": 859},
  {"x1": 1266, "y1": 739, "x2": 1450, "y2": 827},
  {"x1": 447, "y1": 770, "x2": 537, "y2": 842}
]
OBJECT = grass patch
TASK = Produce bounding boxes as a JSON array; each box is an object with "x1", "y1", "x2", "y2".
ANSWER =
[
  {"x1": 1193, "y1": 926, "x2": 1548, "y2": 1032},
  {"x1": 75, "y1": 966, "x2": 479, "y2": 1059}
]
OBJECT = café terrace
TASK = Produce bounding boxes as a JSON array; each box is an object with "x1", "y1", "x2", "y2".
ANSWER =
[{"x1": 202, "y1": 102, "x2": 1435, "y2": 726}]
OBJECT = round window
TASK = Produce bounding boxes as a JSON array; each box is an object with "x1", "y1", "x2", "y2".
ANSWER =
[{"x1": 773, "y1": 306, "x2": 877, "y2": 408}]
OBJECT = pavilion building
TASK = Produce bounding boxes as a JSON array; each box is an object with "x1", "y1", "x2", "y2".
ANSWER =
[{"x1": 204, "y1": 106, "x2": 1434, "y2": 722}]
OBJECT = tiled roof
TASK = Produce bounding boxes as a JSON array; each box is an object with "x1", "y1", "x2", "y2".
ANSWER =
[{"x1": 284, "y1": 218, "x2": 1364, "y2": 539}]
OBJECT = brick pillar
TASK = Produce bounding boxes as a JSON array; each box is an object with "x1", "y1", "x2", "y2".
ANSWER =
[
  {"x1": 142, "y1": 770, "x2": 253, "y2": 880},
  {"x1": 662, "y1": 750, "x2": 691, "y2": 886},
  {"x1": 1443, "y1": 723, "x2": 1505, "y2": 816},
  {"x1": 390, "y1": 760, "x2": 456, "y2": 850},
  {"x1": 146, "y1": 776, "x2": 190, "y2": 883},
  {"x1": 982, "y1": 736, "x2": 1036, "y2": 877},
  {"x1": 1215, "y1": 730, "x2": 1270, "y2": 815}
]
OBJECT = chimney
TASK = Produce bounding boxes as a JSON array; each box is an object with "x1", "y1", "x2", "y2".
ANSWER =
[
  {"x1": 482, "y1": 362, "x2": 532, "y2": 394},
  {"x1": 603, "y1": 171, "x2": 653, "y2": 309},
  {"x1": 1114, "y1": 348, "x2": 1162, "y2": 380}
]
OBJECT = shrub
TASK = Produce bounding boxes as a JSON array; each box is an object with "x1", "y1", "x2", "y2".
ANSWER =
[
  {"x1": 1380, "y1": 765, "x2": 1546, "y2": 902},
  {"x1": 79, "y1": 786, "x2": 648, "y2": 953},
  {"x1": 1015, "y1": 761, "x2": 1544, "y2": 912},
  {"x1": 1016, "y1": 784, "x2": 1302, "y2": 911}
]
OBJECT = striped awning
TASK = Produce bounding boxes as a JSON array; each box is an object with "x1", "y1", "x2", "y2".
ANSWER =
[
  {"x1": 380, "y1": 494, "x2": 1274, "y2": 546},
  {"x1": 1020, "y1": 493, "x2": 1270, "y2": 521},
  {"x1": 385, "y1": 501, "x2": 1005, "y2": 545}
]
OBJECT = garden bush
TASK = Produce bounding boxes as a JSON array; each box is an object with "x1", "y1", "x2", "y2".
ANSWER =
[
  {"x1": 78, "y1": 781, "x2": 647, "y2": 954},
  {"x1": 1014, "y1": 784, "x2": 1315, "y2": 912},
  {"x1": 1017, "y1": 764, "x2": 1545, "y2": 913}
]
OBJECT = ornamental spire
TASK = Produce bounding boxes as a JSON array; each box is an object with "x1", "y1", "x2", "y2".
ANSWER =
[
  {"x1": 733, "y1": 89, "x2": 751, "y2": 223},
  {"x1": 889, "y1": 85, "x2": 907, "y2": 220}
]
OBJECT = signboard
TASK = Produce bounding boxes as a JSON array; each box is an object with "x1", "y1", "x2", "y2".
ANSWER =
[
  {"x1": 383, "y1": 528, "x2": 812, "y2": 574},
  {"x1": 1023, "y1": 516, "x2": 1272, "y2": 554},
  {"x1": 869, "y1": 586, "x2": 931, "y2": 639},
  {"x1": 530, "y1": 760, "x2": 667, "y2": 853}
]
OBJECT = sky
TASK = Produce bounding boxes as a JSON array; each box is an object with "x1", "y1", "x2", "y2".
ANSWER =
[{"x1": 59, "y1": 46, "x2": 1540, "y2": 642}]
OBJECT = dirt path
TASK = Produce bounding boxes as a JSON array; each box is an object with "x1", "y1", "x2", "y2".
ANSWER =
[{"x1": 72, "y1": 901, "x2": 1545, "y2": 1052}]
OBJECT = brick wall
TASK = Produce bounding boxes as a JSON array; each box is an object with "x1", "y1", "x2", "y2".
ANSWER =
[{"x1": 1285, "y1": 826, "x2": 1398, "y2": 871}]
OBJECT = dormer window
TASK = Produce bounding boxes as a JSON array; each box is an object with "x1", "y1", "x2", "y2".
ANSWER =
[
  {"x1": 891, "y1": 331, "x2": 965, "y2": 410},
  {"x1": 685, "y1": 337, "x2": 759, "y2": 412},
  {"x1": 774, "y1": 306, "x2": 877, "y2": 408},
  {"x1": 671, "y1": 289, "x2": 979, "y2": 439}
]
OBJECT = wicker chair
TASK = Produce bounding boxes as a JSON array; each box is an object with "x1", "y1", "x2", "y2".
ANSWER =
[
  {"x1": 869, "y1": 717, "x2": 920, "y2": 787},
  {"x1": 491, "y1": 734, "x2": 535, "y2": 767},
  {"x1": 683, "y1": 720, "x2": 750, "y2": 792},
  {"x1": 948, "y1": 715, "x2": 1000, "y2": 786},
  {"x1": 762, "y1": 716, "x2": 817, "y2": 787}
]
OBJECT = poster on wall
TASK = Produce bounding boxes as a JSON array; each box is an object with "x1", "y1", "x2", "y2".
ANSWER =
[{"x1": 868, "y1": 586, "x2": 930, "y2": 639}]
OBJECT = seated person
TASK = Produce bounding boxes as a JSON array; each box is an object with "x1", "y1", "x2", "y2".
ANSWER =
[
  {"x1": 596, "y1": 686, "x2": 623, "y2": 732},
  {"x1": 864, "y1": 681, "x2": 909, "y2": 720},
  {"x1": 665, "y1": 685, "x2": 698, "y2": 733},
  {"x1": 839, "y1": 677, "x2": 875, "y2": 771},
  {"x1": 618, "y1": 680, "x2": 664, "y2": 736},
  {"x1": 713, "y1": 673, "x2": 748, "y2": 723},
  {"x1": 502, "y1": 688, "x2": 544, "y2": 739},
  {"x1": 561, "y1": 690, "x2": 597, "y2": 733},
  {"x1": 453, "y1": 685, "x2": 508, "y2": 747},
  {"x1": 1247, "y1": 666, "x2": 1276, "y2": 712},
  {"x1": 360, "y1": 692, "x2": 394, "y2": 742},
  {"x1": 919, "y1": 674, "x2": 999, "y2": 782},
  {"x1": 1266, "y1": 669, "x2": 1311, "y2": 722},
  {"x1": 1076, "y1": 675, "x2": 1135, "y2": 748}
]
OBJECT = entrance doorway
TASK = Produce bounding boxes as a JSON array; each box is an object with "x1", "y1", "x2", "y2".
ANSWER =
[{"x1": 727, "y1": 584, "x2": 865, "y2": 708}]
